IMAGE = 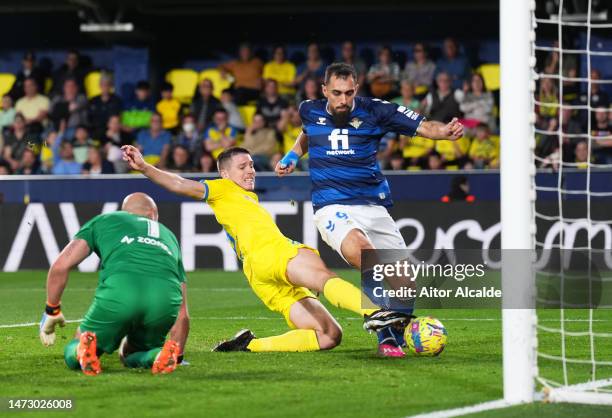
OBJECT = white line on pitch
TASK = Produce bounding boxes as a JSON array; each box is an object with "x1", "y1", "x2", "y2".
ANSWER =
[{"x1": 0, "y1": 319, "x2": 83, "y2": 328}]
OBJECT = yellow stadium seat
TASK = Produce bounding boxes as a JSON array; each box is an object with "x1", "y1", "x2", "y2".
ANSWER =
[
  {"x1": 478, "y1": 64, "x2": 500, "y2": 91},
  {"x1": 199, "y1": 69, "x2": 232, "y2": 99},
  {"x1": 238, "y1": 105, "x2": 257, "y2": 127},
  {"x1": 0, "y1": 73, "x2": 16, "y2": 96},
  {"x1": 84, "y1": 71, "x2": 102, "y2": 99},
  {"x1": 166, "y1": 69, "x2": 198, "y2": 104}
]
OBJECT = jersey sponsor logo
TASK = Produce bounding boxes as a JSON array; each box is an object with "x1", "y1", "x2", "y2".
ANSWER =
[
  {"x1": 396, "y1": 106, "x2": 420, "y2": 120},
  {"x1": 120, "y1": 235, "x2": 134, "y2": 244},
  {"x1": 136, "y1": 236, "x2": 173, "y2": 256},
  {"x1": 326, "y1": 129, "x2": 355, "y2": 156}
]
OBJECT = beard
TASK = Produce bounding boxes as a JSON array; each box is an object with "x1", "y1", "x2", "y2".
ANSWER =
[{"x1": 331, "y1": 107, "x2": 351, "y2": 127}]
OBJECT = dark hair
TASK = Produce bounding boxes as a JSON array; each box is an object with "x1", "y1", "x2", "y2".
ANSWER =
[
  {"x1": 160, "y1": 81, "x2": 173, "y2": 92},
  {"x1": 324, "y1": 63, "x2": 357, "y2": 84},
  {"x1": 213, "y1": 108, "x2": 228, "y2": 116},
  {"x1": 217, "y1": 147, "x2": 251, "y2": 171},
  {"x1": 137, "y1": 80, "x2": 151, "y2": 90}
]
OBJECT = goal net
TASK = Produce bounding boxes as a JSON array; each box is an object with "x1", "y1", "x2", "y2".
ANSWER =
[{"x1": 503, "y1": 0, "x2": 612, "y2": 406}]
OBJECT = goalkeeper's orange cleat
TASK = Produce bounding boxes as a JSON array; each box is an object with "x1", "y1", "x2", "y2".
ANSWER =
[
  {"x1": 152, "y1": 340, "x2": 180, "y2": 375},
  {"x1": 77, "y1": 331, "x2": 101, "y2": 376}
]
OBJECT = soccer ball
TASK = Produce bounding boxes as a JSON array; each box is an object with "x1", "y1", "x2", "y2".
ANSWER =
[{"x1": 404, "y1": 316, "x2": 448, "y2": 357}]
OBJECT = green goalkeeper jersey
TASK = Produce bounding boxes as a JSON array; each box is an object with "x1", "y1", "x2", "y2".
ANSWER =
[{"x1": 75, "y1": 211, "x2": 186, "y2": 285}]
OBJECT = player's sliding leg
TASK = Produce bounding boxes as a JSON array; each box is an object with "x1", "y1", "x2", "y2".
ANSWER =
[
  {"x1": 285, "y1": 248, "x2": 407, "y2": 357},
  {"x1": 214, "y1": 297, "x2": 340, "y2": 352},
  {"x1": 285, "y1": 248, "x2": 375, "y2": 317}
]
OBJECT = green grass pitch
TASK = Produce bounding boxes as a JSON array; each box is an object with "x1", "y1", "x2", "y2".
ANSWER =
[{"x1": 1, "y1": 270, "x2": 611, "y2": 418}]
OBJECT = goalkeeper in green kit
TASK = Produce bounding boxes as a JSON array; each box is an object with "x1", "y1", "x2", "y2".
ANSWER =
[{"x1": 39, "y1": 193, "x2": 190, "y2": 376}]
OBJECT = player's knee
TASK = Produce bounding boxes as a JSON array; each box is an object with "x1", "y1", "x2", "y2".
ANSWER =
[{"x1": 318, "y1": 323, "x2": 343, "y2": 350}]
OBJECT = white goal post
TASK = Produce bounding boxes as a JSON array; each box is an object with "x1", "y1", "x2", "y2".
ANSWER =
[{"x1": 501, "y1": 0, "x2": 612, "y2": 406}]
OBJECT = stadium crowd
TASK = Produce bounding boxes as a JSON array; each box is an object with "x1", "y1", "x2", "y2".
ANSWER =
[{"x1": 0, "y1": 39, "x2": 609, "y2": 176}]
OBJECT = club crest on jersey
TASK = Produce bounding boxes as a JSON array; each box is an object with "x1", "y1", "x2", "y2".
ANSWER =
[
  {"x1": 349, "y1": 118, "x2": 362, "y2": 129},
  {"x1": 317, "y1": 117, "x2": 327, "y2": 125}
]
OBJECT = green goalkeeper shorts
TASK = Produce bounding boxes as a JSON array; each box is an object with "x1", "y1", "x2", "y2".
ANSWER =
[{"x1": 79, "y1": 274, "x2": 182, "y2": 354}]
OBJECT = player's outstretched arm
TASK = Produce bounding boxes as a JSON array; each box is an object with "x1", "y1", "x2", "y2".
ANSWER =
[
  {"x1": 275, "y1": 131, "x2": 309, "y2": 177},
  {"x1": 41, "y1": 239, "x2": 90, "y2": 346},
  {"x1": 417, "y1": 117, "x2": 464, "y2": 141},
  {"x1": 121, "y1": 145, "x2": 205, "y2": 200}
]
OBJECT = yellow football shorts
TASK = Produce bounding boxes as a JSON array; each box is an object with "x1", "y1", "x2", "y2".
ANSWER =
[{"x1": 242, "y1": 239, "x2": 318, "y2": 328}]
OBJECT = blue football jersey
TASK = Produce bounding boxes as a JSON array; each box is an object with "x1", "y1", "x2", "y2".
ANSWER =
[{"x1": 300, "y1": 96, "x2": 425, "y2": 211}]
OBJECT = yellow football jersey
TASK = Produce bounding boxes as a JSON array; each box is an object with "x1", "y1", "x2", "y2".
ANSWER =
[{"x1": 202, "y1": 178, "x2": 288, "y2": 261}]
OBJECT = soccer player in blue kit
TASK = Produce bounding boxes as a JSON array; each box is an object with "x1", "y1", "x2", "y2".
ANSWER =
[{"x1": 276, "y1": 63, "x2": 463, "y2": 357}]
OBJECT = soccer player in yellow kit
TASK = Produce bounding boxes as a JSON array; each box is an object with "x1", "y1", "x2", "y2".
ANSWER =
[{"x1": 122, "y1": 145, "x2": 408, "y2": 352}]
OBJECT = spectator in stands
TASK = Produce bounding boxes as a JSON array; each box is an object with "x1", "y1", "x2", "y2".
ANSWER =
[
  {"x1": 167, "y1": 144, "x2": 193, "y2": 173},
  {"x1": 592, "y1": 107, "x2": 612, "y2": 164},
  {"x1": 392, "y1": 80, "x2": 420, "y2": 111},
  {"x1": 10, "y1": 51, "x2": 45, "y2": 100},
  {"x1": 543, "y1": 40, "x2": 578, "y2": 103},
  {"x1": 257, "y1": 79, "x2": 288, "y2": 127},
  {"x1": 50, "y1": 78, "x2": 88, "y2": 135},
  {"x1": 52, "y1": 50, "x2": 87, "y2": 95},
  {"x1": 243, "y1": 112, "x2": 281, "y2": 171},
  {"x1": 389, "y1": 152, "x2": 405, "y2": 171},
  {"x1": 156, "y1": 81, "x2": 181, "y2": 132},
  {"x1": 2, "y1": 113, "x2": 39, "y2": 171},
  {"x1": 294, "y1": 42, "x2": 326, "y2": 93},
  {"x1": 458, "y1": 73, "x2": 495, "y2": 132},
  {"x1": 367, "y1": 46, "x2": 401, "y2": 99},
  {"x1": 136, "y1": 112, "x2": 171, "y2": 168},
  {"x1": 435, "y1": 38, "x2": 471, "y2": 90},
  {"x1": 263, "y1": 46, "x2": 297, "y2": 98},
  {"x1": 574, "y1": 140, "x2": 590, "y2": 169},
  {"x1": 122, "y1": 81, "x2": 155, "y2": 131},
  {"x1": 0, "y1": 95, "x2": 16, "y2": 134},
  {"x1": 297, "y1": 76, "x2": 322, "y2": 103},
  {"x1": 103, "y1": 115, "x2": 132, "y2": 173},
  {"x1": 52, "y1": 141, "x2": 81, "y2": 175},
  {"x1": 467, "y1": 123, "x2": 499, "y2": 169},
  {"x1": 426, "y1": 151, "x2": 444, "y2": 170},
  {"x1": 203, "y1": 108, "x2": 237, "y2": 163},
  {"x1": 82, "y1": 146, "x2": 115, "y2": 174},
  {"x1": 87, "y1": 73, "x2": 123, "y2": 139},
  {"x1": 191, "y1": 78, "x2": 221, "y2": 133},
  {"x1": 220, "y1": 89, "x2": 245, "y2": 131},
  {"x1": 377, "y1": 132, "x2": 398, "y2": 169},
  {"x1": 402, "y1": 42, "x2": 436, "y2": 97},
  {"x1": 71, "y1": 125, "x2": 95, "y2": 164},
  {"x1": 219, "y1": 43, "x2": 263, "y2": 105},
  {"x1": 423, "y1": 71, "x2": 462, "y2": 123},
  {"x1": 340, "y1": 41, "x2": 367, "y2": 88},
  {"x1": 578, "y1": 69, "x2": 610, "y2": 129},
  {"x1": 536, "y1": 77, "x2": 559, "y2": 131},
  {"x1": 15, "y1": 77, "x2": 49, "y2": 135},
  {"x1": 39, "y1": 130, "x2": 57, "y2": 173},
  {"x1": 175, "y1": 114, "x2": 201, "y2": 152},
  {"x1": 15, "y1": 148, "x2": 41, "y2": 175},
  {"x1": 0, "y1": 160, "x2": 12, "y2": 175},
  {"x1": 277, "y1": 104, "x2": 304, "y2": 166}
]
